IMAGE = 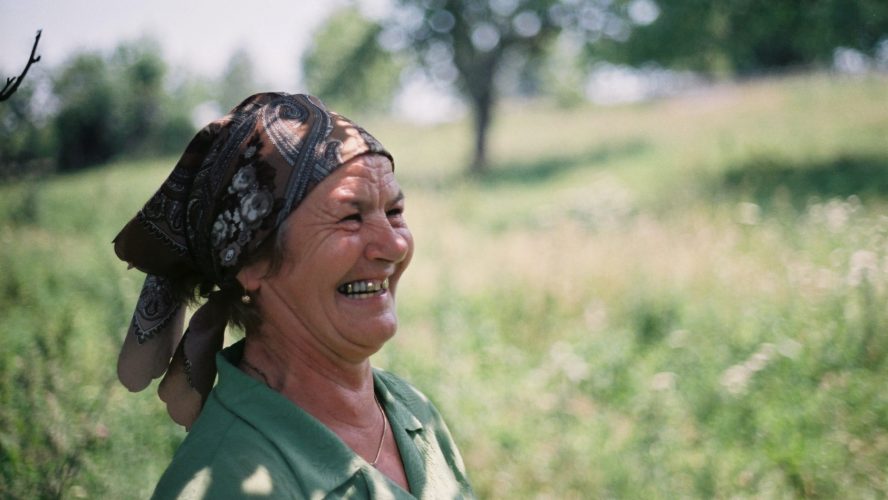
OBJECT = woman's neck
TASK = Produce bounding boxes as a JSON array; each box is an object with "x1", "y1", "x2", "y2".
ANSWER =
[
  {"x1": 240, "y1": 332, "x2": 378, "y2": 429},
  {"x1": 239, "y1": 327, "x2": 409, "y2": 491}
]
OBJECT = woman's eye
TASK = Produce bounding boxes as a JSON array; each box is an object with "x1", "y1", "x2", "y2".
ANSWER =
[
  {"x1": 386, "y1": 208, "x2": 403, "y2": 218},
  {"x1": 341, "y1": 213, "x2": 362, "y2": 224}
]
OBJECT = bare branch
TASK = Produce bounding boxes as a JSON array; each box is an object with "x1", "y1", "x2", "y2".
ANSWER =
[{"x1": 0, "y1": 30, "x2": 43, "y2": 102}]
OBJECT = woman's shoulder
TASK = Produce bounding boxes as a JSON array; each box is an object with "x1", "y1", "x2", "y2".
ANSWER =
[{"x1": 151, "y1": 395, "x2": 298, "y2": 499}]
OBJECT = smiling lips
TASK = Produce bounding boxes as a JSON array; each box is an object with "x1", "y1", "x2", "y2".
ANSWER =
[{"x1": 337, "y1": 278, "x2": 390, "y2": 299}]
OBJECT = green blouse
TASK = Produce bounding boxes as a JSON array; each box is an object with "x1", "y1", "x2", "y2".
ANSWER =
[{"x1": 151, "y1": 341, "x2": 474, "y2": 499}]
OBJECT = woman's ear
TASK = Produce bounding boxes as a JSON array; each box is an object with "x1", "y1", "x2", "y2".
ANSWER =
[{"x1": 237, "y1": 259, "x2": 270, "y2": 293}]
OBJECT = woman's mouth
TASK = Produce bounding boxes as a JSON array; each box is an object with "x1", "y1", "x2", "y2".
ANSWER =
[{"x1": 337, "y1": 278, "x2": 389, "y2": 299}]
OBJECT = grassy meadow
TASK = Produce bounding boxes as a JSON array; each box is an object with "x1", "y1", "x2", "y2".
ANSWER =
[{"x1": 2, "y1": 72, "x2": 888, "y2": 498}]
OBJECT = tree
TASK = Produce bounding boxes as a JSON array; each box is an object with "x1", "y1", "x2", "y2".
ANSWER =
[
  {"x1": 0, "y1": 78, "x2": 55, "y2": 179},
  {"x1": 218, "y1": 48, "x2": 262, "y2": 111},
  {"x1": 302, "y1": 6, "x2": 403, "y2": 117},
  {"x1": 382, "y1": 0, "x2": 633, "y2": 174},
  {"x1": 52, "y1": 38, "x2": 193, "y2": 170},
  {"x1": 598, "y1": 0, "x2": 888, "y2": 76},
  {"x1": 385, "y1": 0, "x2": 549, "y2": 174},
  {"x1": 0, "y1": 30, "x2": 42, "y2": 102},
  {"x1": 52, "y1": 52, "x2": 119, "y2": 170},
  {"x1": 110, "y1": 38, "x2": 167, "y2": 153},
  {"x1": 0, "y1": 32, "x2": 53, "y2": 179}
]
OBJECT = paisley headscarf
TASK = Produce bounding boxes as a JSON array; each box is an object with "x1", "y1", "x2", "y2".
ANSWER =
[{"x1": 113, "y1": 93, "x2": 392, "y2": 428}]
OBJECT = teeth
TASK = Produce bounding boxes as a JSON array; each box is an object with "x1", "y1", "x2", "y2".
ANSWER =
[{"x1": 339, "y1": 278, "x2": 390, "y2": 296}]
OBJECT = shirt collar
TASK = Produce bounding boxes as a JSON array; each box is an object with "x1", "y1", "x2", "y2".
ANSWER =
[{"x1": 373, "y1": 367, "x2": 423, "y2": 434}]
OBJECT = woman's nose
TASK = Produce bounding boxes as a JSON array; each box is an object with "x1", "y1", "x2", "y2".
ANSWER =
[{"x1": 365, "y1": 219, "x2": 411, "y2": 264}]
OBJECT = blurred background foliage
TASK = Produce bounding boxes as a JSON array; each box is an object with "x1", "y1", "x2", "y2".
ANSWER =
[
  {"x1": 2, "y1": 0, "x2": 888, "y2": 498},
  {"x1": 302, "y1": 6, "x2": 404, "y2": 116},
  {"x1": 597, "y1": 0, "x2": 888, "y2": 74}
]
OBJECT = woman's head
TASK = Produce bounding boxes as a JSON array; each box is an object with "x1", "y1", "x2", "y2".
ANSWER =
[
  {"x1": 113, "y1": 93, "x2": 398, "y2": 426},
  {"x1": 115, "y1": 93, "x2": 391, "y2": 287},
  {"x1": 237, "y1": 153, "x2": 413, "y2": 362}
]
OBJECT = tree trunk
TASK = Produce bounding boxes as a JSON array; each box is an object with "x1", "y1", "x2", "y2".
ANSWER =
[
  {"x1": 452, "y1": 31, "x2": 500, "y2": 176},
  {"x1": 469, "y1": 91, "x2": 493, "y2": 175}
]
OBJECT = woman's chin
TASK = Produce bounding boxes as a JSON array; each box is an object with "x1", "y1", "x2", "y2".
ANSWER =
[
  {"x1": 319, "y1": 300, "x2": 397, "y2": 351},
  {"x1": 334, "y1": 295, "x2": 400, "y2": 339},
  {"x1": 351, "y1": 318, "x2": 399, "y2": 356}
]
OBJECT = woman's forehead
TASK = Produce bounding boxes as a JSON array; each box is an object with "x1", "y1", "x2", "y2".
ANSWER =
[
  {"x1": 333, "y1": 157, "x2": 398, "y2": 193},
  {"x1": 340, "y1": 153, "x2": 394, "y2": 178},
  {"x1": 314, "y1": 155, "x2": 401, "y2": 205}
]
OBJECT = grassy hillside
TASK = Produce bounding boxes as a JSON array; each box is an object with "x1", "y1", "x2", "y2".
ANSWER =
[{"x1": 2, "y1": 72, "x2": 888, "y2": 498}]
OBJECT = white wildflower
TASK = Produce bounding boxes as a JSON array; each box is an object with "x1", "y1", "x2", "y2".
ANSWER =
[
  {"x1": 548, "y1": 341, "x2": 590, "y2": 383},
  {"x1": 650, "y1": 371, "x2": 677, "y2": 392},
  {"x1": 824, "y1": 199, "x2": 850, "y2": 232},
  {"x1": 720, "y1": 364, "x2": 751, "y2": 395},
  {"x1": 745, "y1": 343, "x2": 775, "y2": 372},
  {"x1": 848, "y1": 250, "x2": 878, "y2": 287},
  {"x1": 736, "y1": 202, "x2": 761, "y2": 226},
  {"x1": 745, "y1": 352, "x2": 769, "y2": 372},
  {"x1": 563, "y1": 357, "x2": 590, "y2": 383},
  {"x1": 667, "y1": 329, "x2": 688, "y2": 349},
  {"x1": 583, "y1": 301, "x2": 607, "y2": 332},
  {"x1": 778, "y1": 339, "x2": 802, "y2": 359}
]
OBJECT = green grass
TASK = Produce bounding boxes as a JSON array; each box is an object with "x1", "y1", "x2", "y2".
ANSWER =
[{"x1": 2, "y1": 72, "x2": 888, "y2": 498}]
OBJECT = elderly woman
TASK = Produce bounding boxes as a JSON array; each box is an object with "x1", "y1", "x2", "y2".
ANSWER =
[{"x1": 113, "y1": 93, "x2": 474, "y2": 498}]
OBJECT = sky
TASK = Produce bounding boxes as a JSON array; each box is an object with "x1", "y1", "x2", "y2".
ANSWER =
[{"x1": 0, "y1": 0, "x2": 363, "y2": 90}]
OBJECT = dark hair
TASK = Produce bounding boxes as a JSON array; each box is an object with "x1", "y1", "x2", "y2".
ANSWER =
[{"x1": 169, "y1": 219, "x2": 291, "y2": 335}]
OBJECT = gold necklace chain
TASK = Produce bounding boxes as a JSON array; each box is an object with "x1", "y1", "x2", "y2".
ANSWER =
[{"x1": 370, "y1": 395, "x2": 387, "y2": 466}]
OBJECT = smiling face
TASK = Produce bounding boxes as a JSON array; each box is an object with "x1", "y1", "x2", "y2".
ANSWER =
[{"x1": 239, "y1": 154, "x2": 413, "y2": 364}]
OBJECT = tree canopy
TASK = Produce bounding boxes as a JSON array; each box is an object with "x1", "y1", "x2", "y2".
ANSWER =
[
  {"x1": 599, "y1": 0, "x2": 888, "y2": 75},
  {"x1": 379, "y1": 0, "x2": 641, "y2": 174},
  {"x1": 302, "y1": 6, "x2": 403, "y2": 118},
  {"x1": 218, "y1": 48, "x2": 263, "y2": 111}
]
